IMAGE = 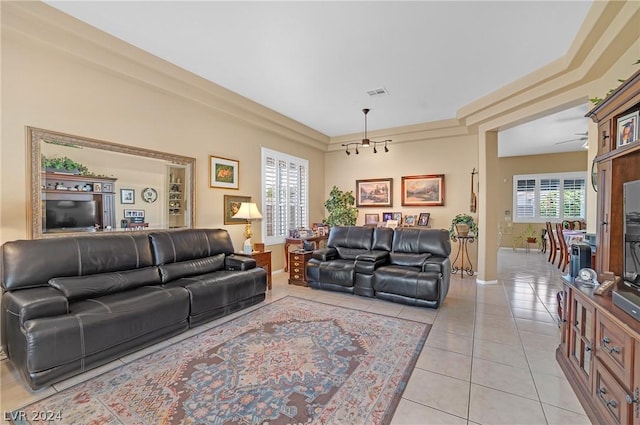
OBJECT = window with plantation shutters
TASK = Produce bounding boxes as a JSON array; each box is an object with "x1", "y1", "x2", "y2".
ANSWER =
[
  {"x1": 261, "y1": 148, "x2": 309, "y2": 245},
  {"x1": 512, "y1": 172, "x2": 587, "y2": 223}
]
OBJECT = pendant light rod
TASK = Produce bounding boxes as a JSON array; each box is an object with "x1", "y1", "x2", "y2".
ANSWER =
[
  {"x1": 340, "y1": 108, "x2": 391, "y2": 155},
  {"x1": 362, "y1": 108, "x2": 370, "y2": 146}
]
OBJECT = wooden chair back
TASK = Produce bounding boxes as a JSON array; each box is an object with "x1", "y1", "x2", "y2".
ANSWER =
[
  {"x1": 556, "y1": 222, "x2": 569, "y2": 272},
  {"x1": 545, "y1": 222, "x2": 558, "y2": 264}
]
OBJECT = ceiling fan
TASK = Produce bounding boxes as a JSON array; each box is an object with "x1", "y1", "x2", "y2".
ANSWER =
[
  {"x1": 555, "y1": 132, "x2": 589, "y2": 148},
  {"x1": 341, "y1": 109, "x2": 392, "y2": 155}
]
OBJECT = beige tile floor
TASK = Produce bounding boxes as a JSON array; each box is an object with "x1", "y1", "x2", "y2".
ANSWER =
[{"x1": 0, "y1": 249, "x2": 592, "y2": 424}]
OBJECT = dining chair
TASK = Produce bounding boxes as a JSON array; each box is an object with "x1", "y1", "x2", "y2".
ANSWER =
[
  {"x1": 546, "y1": 221, "x2": 559, "y2": 264},
  {"x1": 556, "y1": 222, "x2": 570, "y2": 272}
]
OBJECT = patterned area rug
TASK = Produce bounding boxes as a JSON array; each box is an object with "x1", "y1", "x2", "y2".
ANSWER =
[{"x1": 13, "y1": 297, "x2": 430, "y2": 425}]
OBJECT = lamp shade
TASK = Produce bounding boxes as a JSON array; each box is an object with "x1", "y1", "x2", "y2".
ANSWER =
[{"x1": 232, "y1": 202, "x2": 263, "y2": 220}]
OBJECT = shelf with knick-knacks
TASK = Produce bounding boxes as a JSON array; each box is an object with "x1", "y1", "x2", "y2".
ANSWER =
[{"x1": 168, "y1": 166, "x2": 187, "y2": 228}]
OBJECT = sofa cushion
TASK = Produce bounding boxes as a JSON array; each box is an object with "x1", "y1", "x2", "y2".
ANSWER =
[
  {"x1": 23, "y1": 285, "x2": 190, "y2": 373},
  {"x1": 374, "y1": 266, "x2": 440, "y2": 301},
  {"x1": 392, "y1": 228, "x2": 451, "y2": 258},
  {"x1": 166, "y1": 268, "x2": 267, "y2": 316},
  {"x1": 149, "y1": 229, "x2": 234, "y2": 265},
  {"x1": 327, "y1": 226, "x2": 374, "y2": 251},
  {"x1": 1, "y1": 234, "x2": 154, "y2": 291},
  {"x1": 158, "y1": 254, "x2": 225, "y2": 283},
  {"x1": 318, "y1": 259, "x2": 355, "y2": 287},
  {"x1": 48, "y1": 267, "x2": 161, "y2": 301}
]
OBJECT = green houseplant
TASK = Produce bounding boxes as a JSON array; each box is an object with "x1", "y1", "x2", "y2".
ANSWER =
[
  {"x1": 41, "y1": 155, "x2": 89, "y2": 175},
  {"x1": 449, "y1": 214, "x2": 478, "y2": 238},
  {"x1": 323, "y1": 186, "x2": 358, "y2": 227}
]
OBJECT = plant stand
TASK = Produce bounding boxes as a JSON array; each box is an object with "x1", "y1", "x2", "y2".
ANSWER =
[{"x1": 451, "y1": 235, "x2": 475, "y2": 277}]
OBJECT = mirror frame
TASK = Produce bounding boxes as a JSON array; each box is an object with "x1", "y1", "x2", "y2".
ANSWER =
[{"x1": 28, "y1": 126, "x2": 196, "y2": 239}]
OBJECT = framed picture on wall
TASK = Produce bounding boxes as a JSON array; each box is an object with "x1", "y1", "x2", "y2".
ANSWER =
[
  {"x1": 224, "y1": 195, "x2": 250, "y2": 224},
  {"x1": 355, "y1": 178, "x2": 393, "y2": 207},
  {"x1": 120, "y1": 189, "x2": 135, "y2": 204},
  {"x1": 210, "y1": 155, "x2": 240, "y2": 189},
  {"x1": 401, "y1": 174, "x2": 445, "y2": 206}
]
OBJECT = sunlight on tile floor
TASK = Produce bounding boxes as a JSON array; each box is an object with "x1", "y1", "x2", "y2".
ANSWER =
[{"x1": 0, "y1": 249, "x2": 592, "y2": 424}]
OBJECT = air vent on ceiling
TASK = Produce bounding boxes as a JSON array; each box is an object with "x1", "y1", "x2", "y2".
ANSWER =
[{"x1": 366, "y1": 87, "x2": 389, "y2": 97}]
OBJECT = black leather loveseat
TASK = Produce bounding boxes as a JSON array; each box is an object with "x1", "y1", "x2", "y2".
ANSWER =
[
  {"x1": 0, "y1": 228, "x2": 267, "y2": 390},
  {"x1": 306, "y1": 226, "x2": 451, "y2": 308}
]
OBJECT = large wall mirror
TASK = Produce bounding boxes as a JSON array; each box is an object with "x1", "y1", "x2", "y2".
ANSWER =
[{"x1": 28, "y1": 127, "x2": 195, "y2": 239}]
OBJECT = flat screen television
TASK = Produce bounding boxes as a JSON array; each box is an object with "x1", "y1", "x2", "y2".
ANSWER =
[
  {"x1": 624, "y1": 179, "x2": 640, "y2": 286},
  {"x1": 44, "y1": 200, "x2": 97, "y2": 233}
]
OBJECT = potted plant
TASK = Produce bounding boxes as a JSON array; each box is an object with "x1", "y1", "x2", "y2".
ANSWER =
[
  {"x1": 523, "y1": 223, "x2": 539, "y2": 244},
  {"x1": 449, "y1": 214, "x2": 478, "y2": 238},
  {"x1": 41, "y1": 155, "x2": 89, "y2": 175},
  {"x1": 323, "y1": 186, "x2": 358, "y2": 227}
]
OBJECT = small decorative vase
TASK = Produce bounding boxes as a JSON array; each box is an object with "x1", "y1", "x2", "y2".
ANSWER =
[{"x1": 455, "y1": 223, "x2": 470, "y2": 236}]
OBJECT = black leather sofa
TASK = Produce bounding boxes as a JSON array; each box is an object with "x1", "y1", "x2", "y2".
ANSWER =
[
  {"x1": 0, "y1": 228, "x2": 267, "y2": 390},
  {"x1": 306, "y1": 226, "x2": 451, "y2": 308}
]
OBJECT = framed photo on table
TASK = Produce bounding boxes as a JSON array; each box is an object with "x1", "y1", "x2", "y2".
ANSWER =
[
  {"x1": 617, "y1": 111, "x2": 639, "y2": 147},
  {"x1": 418, "y1": 212, "x2": 431, "y2": 227},
  {"x1": 365, "y1": 213, "x2": 379, "y2": 225},
  {"x1": 401, "y1": 174, "x2": 445, "y2": 206},
  {"x1": 403, "y1": 215, "x2": 417, "y2": 226},
  {"x1": 355, "y1": 178, "x2": 393, "y2": 207},
  {"x1": 210, "y1": 155, "x2": 239, "y2": 189}
]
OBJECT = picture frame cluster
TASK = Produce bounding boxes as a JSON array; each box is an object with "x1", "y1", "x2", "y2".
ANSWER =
[{"x1": 355, "y1": 174, "x2": 445, "y2": 207}]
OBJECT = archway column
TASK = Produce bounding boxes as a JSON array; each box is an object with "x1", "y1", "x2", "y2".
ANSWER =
[{"x1": 477, "y1": 128, "x2": 499, "y2": 283}]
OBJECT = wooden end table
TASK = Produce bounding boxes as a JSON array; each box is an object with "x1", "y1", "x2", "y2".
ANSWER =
[
  {"x1": 289, "y1": 250, "x2": 313, "y2": 286},
  {"x1": 234, "y1": 250, "x2": 272, "y2": 290},
  {"x1": 284, "y1": 235, "x2": 328, "y2": 271}
]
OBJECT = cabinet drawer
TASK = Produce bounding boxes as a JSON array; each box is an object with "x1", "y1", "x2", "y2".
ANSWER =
[
  {"x1": 596, "y1": 312, "x2": 634, "y2": 388},
  {"x1": 594, "y1": 359, "x2": 633, "y2": 425}
]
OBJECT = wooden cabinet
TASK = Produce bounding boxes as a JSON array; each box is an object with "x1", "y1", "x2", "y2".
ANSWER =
[
  {"x1": 41, "y1": 172, "x2": 117, "y2": 233},
  {"x1": 558, "y1": 279, "x2": 640, "y2": 425},
  {"x1": 558, "y1": 69, "x2": 640, "y2": 425},
  {"x1": 289, "y1": 250, "x2": 312, "y2": 286},
  {"x1": 568, "y1": 289, "x2": 595, "y2": 387},
  {"x1": 587, "y1": 69, "x2": 640, "y2": 276}
]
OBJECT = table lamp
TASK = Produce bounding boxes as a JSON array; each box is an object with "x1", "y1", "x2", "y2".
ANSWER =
[{"x1": 232, "y1": 202, "x2": 263, "y2": 254}]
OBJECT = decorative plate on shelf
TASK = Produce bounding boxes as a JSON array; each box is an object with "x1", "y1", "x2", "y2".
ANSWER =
[{"x1": 142, "y1": 187, "x2": 158, "y2": 203}]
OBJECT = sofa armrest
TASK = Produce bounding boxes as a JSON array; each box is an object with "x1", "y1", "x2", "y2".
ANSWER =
[
  {"x1": 356, "y1": 250, "x2": 389, "y2": 262},
  {"x1": 355, "y1": 250, "x2": 389, "y2": 275},
  {"x1": 311, "y1": 247, "x2": 338, "y2": 262},
  {"x1": 2, "y1": 287, "x2": 69, "y2": 325},
  {"x1": 225, "y1": 255, "x2": 257, "y2": 271}
]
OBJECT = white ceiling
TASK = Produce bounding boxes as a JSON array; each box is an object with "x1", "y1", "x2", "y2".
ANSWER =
[{"x1": 45, "y1": 0, "x2": 593, "y2": 156}]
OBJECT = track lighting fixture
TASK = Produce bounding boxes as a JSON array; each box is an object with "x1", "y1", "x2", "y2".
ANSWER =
[{"x1": 340, "y1": 108, "x2": 392, "y2": 156}]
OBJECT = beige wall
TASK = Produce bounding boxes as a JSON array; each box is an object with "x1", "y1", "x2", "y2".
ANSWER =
[
  {"x1": 1, "y1": 1, "x2": 639, "y2": 278},
  {"x1": 326, "y1": 132, "x2": 480, "y2": 270},
  {"x1": 0, "y1": 2, "x2": 328, "y2": 270},
  {"x1": 496, "y1": 151, "x2": 589, "y2": 248}
]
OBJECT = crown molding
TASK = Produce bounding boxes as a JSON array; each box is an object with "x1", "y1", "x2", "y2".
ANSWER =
[{"x1": 2, "y1": 2, "x2": 329, "y2": 151}]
